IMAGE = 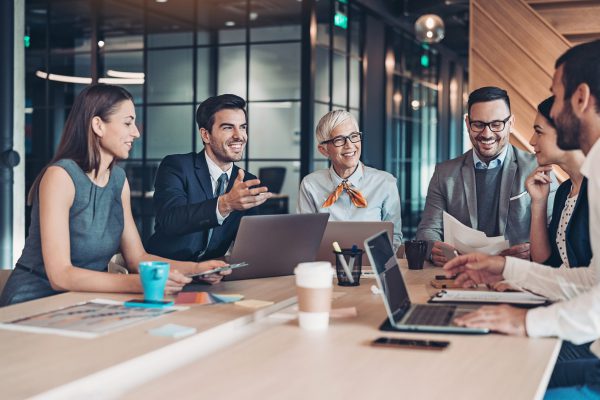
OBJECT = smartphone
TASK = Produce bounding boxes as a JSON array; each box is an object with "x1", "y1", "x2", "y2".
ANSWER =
[
  {"x1": 430, "y1": 279, "x2": 459, "y2": 289},
  {"x1": 188, "y1": 262, "x2": 249, "y2": 278},
  {"x1": 371, "y1": 337, "x2": 450, "y2": 350},
  {"x1": 124, "y1": 299, "x2": 174, "y2": 308},
  {"x1": 435, "y1": 274, "x2": 457, "y2": 280}
]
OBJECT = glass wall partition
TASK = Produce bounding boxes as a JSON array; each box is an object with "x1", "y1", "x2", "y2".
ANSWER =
[
  {"x1": 313, "y1": 0, "x2": 363, "y2": 173},
  {"x1": 386, "y1": 29, "x2": 468, "y2": 239},
  {"x1": 24, "y1": 0, "x2": 465, "y2": 241}
]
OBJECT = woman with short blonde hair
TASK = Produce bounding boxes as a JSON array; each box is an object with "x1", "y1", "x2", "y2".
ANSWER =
[{"x1": 297, "y1": 110, "x2": 403, "y2": 250}]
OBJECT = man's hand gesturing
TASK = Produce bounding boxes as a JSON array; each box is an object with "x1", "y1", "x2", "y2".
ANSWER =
[{"x1": 218, "y1": 170, "x2": 273, "y2": 216}]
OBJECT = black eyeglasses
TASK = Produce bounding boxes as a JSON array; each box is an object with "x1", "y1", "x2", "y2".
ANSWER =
[
  {"x1": 320, "y1": 132, "x2": 363, "y2": 147},
  {"x1": 468, "y1": 115, "x2": 511, "y2": 133}
]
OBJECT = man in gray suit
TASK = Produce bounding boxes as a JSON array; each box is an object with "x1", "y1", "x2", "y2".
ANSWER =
[{"x1": 416, "y1": 86, "x2": 556, "y2": 267}]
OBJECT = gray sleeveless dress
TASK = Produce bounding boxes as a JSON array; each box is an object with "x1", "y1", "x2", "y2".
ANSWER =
[{"x1": 0, "y1": 159, "x2": 126, "y2": 306}]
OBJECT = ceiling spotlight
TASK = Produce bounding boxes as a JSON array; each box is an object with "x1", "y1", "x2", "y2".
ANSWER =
[
  {"x1": 249, "y1": 12, "x2": 258, "y2": 21},
  {"x1": 225, "y1": 21, "x2": 235, "y2": 27},
  {"x1": 97, "y1": 40, "x2": 105, "y2": 48},
  {"x1": 155, "y1": 0, "x2": 168, "y2": 3},
  {"x1": 415, "y1": 14, "x2": 445, "y2": 44}
]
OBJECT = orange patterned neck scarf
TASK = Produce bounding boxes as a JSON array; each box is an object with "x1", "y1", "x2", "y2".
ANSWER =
[{"x1": 322, "y1": 180, "x2": 368, "y2": 208}]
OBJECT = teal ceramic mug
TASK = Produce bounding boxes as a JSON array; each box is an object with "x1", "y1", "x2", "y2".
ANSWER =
[{"x1": 139, "y1": 261, "x2": 170, "y2": 301}]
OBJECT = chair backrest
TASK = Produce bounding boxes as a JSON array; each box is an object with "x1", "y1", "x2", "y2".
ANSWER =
[
  {"x1": 125, "y1": 164, "x2": 159, "y2": 192},
  {"x1": 0, "y1": 269, "x2": 12, "y2": 295},
  {"x1": 259, "y1": 167, "x2": 286, "y2": 194}
]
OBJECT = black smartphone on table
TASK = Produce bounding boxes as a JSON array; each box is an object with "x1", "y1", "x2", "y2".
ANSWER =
[{"x1": 371, "y1": 337, "x2": 450, "y2": 351}]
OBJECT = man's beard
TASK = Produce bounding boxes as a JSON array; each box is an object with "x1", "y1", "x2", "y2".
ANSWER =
[
  {"x1": 213, "y1": 140, "x2": 245, "y2": 163},
  {"x1": 555, "y1": 101, "x2": 581, "y2": 151}
]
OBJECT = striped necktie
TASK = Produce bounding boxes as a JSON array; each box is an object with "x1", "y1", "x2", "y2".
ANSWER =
[{"x1": 198, "y1": 173, "x2": 229, "y2": 261}]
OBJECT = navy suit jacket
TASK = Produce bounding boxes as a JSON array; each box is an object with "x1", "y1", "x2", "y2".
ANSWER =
[
  {"x1": 145, "y1": 150, "x2": 257, "y2": 261},
  {"x1": 545, "y1": 178, "x2": 592, "y2": 268}
]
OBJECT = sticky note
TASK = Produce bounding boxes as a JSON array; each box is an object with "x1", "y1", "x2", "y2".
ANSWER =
[{"x1": 235, "y1": 299, "x2": 274, "y2": 309}]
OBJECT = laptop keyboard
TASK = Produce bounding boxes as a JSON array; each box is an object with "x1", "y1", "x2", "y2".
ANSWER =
[{"x1": 404, "y1": 305, "x2": 455, "y2": 326}]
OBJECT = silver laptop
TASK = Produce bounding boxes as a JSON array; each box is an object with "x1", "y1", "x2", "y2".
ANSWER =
[
  {"x1": 316, "y1": 221, "x2": 394, "y2": 267},
  {"x1": 224, "y1": 213, "x2": 330, "y2": 281},
  {"x1": 364, "y1": 231, "x2": 488, "y2": 334}
]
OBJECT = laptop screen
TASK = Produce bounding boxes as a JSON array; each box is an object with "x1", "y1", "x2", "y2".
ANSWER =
[{"x1": 366, "y1": 231, "x2": 411, "y2": 322}]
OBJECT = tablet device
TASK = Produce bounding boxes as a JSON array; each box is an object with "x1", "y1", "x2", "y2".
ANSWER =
[{"x1": 188, "y1": 262, "x2": 249, "y2": 278}]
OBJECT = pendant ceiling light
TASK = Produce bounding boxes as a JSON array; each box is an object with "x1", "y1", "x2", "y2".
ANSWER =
[{"x1": 415, "y1": 14, "x2": 445, "y2": 43}]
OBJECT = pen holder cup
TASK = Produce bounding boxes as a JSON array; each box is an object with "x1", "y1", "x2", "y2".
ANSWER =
[
  {"x1": 405, "y1": 240, "x2": 428, "y2": 270},
  {"x1": 334, "y1": 249, "x2": 363, "y2": 286}
]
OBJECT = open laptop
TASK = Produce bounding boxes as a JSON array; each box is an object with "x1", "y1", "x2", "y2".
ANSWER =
[
  {"x1": 364, "y1": 231, "x2": 488, "y2": 334},
  {"x1": 223, "y1": 213, "x2": 329, "y2": 281},
  {"x1": 316, "y1": 221, "x2": 394, "y2": 267}
]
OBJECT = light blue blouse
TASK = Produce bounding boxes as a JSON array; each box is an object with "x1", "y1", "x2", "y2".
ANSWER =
[{"x1": 297, "y1": 163, "x2": 403, "y2": 250}]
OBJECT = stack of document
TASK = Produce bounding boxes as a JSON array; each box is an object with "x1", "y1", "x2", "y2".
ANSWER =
[
  {"x1": 430, "y1": 289, "x2": 547, "y2": 305},
  {"x1": 443, "y1": 211, "x2": 509, "y2": 255}
]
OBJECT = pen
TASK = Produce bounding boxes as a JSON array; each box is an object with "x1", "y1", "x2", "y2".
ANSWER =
[
  {"x1": 333, "y1": 241, "x2": 354, "y2": 284},
  {"x1": 347, "y1": 244, "x2": 358, "y2": 276}
]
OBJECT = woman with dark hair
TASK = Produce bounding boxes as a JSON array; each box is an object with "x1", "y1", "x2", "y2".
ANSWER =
[
  {"x1": 526, "y1": 96, "x2": 592, "y2": 268},
  {"x1": 0, "y1": 84, "x2": 227, "y2": 306}
]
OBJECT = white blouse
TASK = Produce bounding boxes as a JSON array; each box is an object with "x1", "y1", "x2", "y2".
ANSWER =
[{"x1": 555, "y1": 194, "x2": 578, "y2": 268}]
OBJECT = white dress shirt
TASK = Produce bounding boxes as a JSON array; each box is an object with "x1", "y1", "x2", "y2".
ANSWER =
[
  {"x1": 205, "y1": 153, "x2": 233, "y2": 224},
  {"x1": 296, "y1": 163, "x2": 403, "y2": 250},
  {"x1": 502, "y1": 139, "x2": 600, "y2": 353}
]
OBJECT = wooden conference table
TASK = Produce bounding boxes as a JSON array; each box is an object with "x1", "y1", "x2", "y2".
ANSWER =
[{"x1": 0, "y1": 262, "x2": 561, "y2": 399}]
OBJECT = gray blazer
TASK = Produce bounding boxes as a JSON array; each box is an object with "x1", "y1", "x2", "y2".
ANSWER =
[{"x1": 416, "y1": 145, "x2": 556, "y2": 251}]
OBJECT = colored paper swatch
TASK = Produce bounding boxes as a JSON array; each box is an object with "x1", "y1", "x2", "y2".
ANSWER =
[
  {"x1": 211, "y1": 293, "x2": 244, "y2": 303},
  {"x1": 175, "y1": 292, "x2": 244, "y2": 305}
]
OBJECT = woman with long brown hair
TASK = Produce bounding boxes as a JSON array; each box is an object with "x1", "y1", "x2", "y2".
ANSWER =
[{"x1": 0, "y1": 84, "x2": 227, "y2": 306}]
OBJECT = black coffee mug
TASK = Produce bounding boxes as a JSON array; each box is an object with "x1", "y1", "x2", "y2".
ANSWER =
[{"x1": 405, "y1": 240, "x2": 428, "y2": 270}]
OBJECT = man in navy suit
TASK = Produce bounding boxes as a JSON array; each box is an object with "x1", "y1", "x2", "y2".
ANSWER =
[{"x1": 145, "y1": 94, "x2": 272, "y2": 262}]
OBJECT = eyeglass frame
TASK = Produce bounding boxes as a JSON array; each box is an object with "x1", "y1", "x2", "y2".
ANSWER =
[
  {"x1": 319, "y1": 131, "x2": 363, "y2": 147},
  {"x1": 467, "y1": 115, "x2": 512, "y2": 133}
]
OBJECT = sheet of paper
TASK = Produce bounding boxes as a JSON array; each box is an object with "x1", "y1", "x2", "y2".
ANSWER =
[
  {"x1": 430, "y1": 289, "x2": 547, "y2": 305},
  {"x1": 148, "y1": 323, "x2": 197, "y2": 339},
  {"x1": 443, "y1": 211, "x2": 509, "y2": 255},
  {"x1": 0, "y1": 299, "x2": 187, "y2": 338}
]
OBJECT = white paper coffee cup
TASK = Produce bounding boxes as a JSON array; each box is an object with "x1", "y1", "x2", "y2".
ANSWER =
[{"x1": 295, "y1": 262, "x2": 334, "y2": 330}]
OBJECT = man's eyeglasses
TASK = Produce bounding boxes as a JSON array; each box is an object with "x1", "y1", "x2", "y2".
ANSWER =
[
  {"x1": 468, "y1": 115, "x2": 511, "y2": 133},
  {"x1": 320, "y1": 132, "x2": 363, "y2": 147}
]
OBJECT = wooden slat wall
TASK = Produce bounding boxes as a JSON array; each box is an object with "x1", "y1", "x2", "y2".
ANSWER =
[
  {"x1": 469, "y1": 0, "x2": 580, "y2": 180},
  {"x1": 470, "y1": 0, "x2": 600, "y2": 179},
  {"x1": 527, "y1": 0, "x2": 600, "y2": 45}
]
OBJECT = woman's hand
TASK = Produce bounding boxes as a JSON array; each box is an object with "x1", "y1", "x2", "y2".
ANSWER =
[
  {"x1": 194, "y1": 260, "x2": 231, "y2": 285},
  {"x1": 525, "y1": 165, "x2": 552, "y2": 204},
  {"x1": 165, "y1": 270, "x2": 192, "y2": 295}
]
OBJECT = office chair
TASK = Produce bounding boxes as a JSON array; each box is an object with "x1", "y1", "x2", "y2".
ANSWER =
[{"x1": 258, "y1": 167, "x2": 286, "y2": 194}]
